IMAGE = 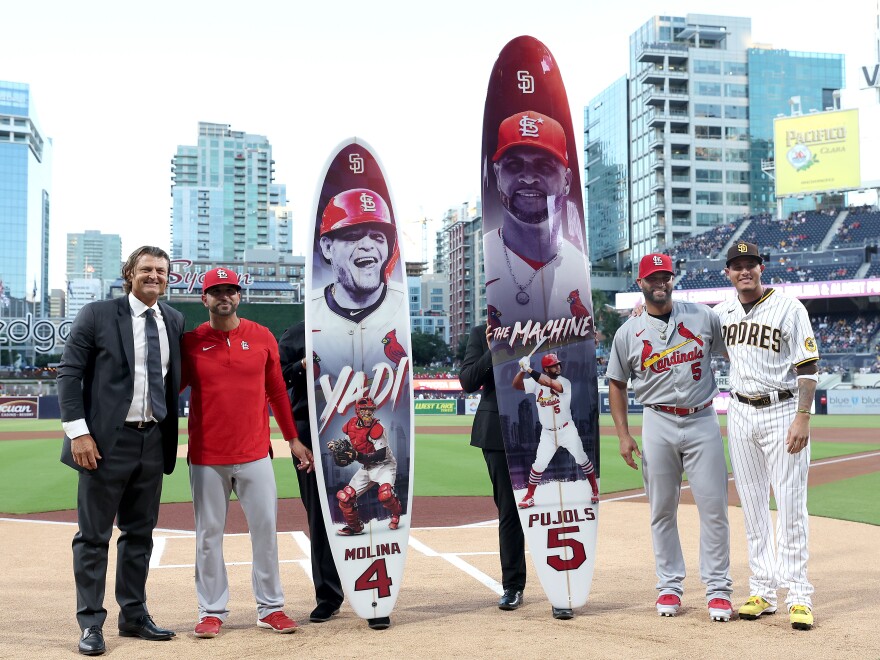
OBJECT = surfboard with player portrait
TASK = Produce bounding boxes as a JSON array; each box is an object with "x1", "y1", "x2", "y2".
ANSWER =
[
  {"x1": 305, "y1": 138, "x2": 414, "y2": 624},
  {"x1": 481, "y1": 35, "x2": 600, "y2": 615}
]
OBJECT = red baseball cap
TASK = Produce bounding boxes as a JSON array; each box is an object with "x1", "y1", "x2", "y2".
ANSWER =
[
  {"x1": 202, "y1": 267, "x2": 241, "y2": 293},
  {"x1": 541, "y1": 353, "x2": 562, "y2": 369},
  {"x1": 638, "y1": 254, "x2": 674, "y2": 279},
  {"x1": 492, "y1": 110, "x2": 569, "y2": 167}
]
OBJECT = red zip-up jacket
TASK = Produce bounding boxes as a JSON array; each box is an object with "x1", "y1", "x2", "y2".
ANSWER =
[{"x1": 181, "y1": 318, "x2": 297, "y2": 465}]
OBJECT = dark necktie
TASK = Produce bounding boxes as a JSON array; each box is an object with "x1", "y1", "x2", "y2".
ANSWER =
[{"x1": 144, "y1": 309, "x2": 167, "y2": 422}]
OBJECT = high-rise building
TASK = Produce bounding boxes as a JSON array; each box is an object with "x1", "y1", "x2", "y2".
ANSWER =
[
  {"x1": 408, "y1": 270, "x2": 450, "y2": 344},
  {"x1": 584, "y1": 76, "x2": 630, "y2": 267},
  {"x1": 65, "y1": 230, "x2": 122, "y2": 298},
  {"x1": 0, "y1": 81, "x2": 51, "y2": 315},
  {"x1": 585, "y1": 14, "x2": 845, "y2": 265},
  {"x1": 439, "y1": 199, "x2": 484, "y2": 349},
  {"x1": 171, "y1": 122, "x2": 283, "y2": 262}
]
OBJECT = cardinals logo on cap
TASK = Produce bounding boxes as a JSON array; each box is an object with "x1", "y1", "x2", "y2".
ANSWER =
[
  {"x1": 360, "y1": 193, "x2": 376, "y2": 212},
  {"x1": 216, "y1": 268, "x2": 228, "y2": 279},
  {"x1": 653, "y1": 256, "x2": 663, "y2": 266},
  {"x1": 519, "y1": 114, "x2": 543, "y2": 137}
]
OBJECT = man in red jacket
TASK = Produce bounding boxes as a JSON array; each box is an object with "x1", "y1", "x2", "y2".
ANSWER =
[{"x1": 181, "y1": 267, "x2": 313, "y2": 639}]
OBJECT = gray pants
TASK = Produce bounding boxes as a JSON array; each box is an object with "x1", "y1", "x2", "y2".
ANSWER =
[
  {"x1": 641, "y1": 406, "x2": 732, "y2": 602},
  {"x1": 189, "y1": 457, "x2": 285, "y2": 620}
]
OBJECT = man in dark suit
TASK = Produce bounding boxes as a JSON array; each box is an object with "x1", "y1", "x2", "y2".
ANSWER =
[
  {"x1": 58, "y1": 246, "x2": 184, "y2": 656},
  {"x1": 278, "y1": 321, "x2": 344, "y2": 624},
  {"x1": 459, "y1": 324, "x2": 526, "y2": 610}
]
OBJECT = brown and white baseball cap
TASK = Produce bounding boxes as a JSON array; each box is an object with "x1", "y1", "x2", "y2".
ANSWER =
[{"x1": 725, "y1": 242, "x2": 763, "y2": 266}]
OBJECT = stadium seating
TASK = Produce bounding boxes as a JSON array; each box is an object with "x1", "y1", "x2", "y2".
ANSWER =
[
  {"x1": 739, "y1": 210, "x2": 838, "y2": 252},
  {"x1": 664, "y1": 223, "x2": 737, "y2": 261},
  {"x1": 832, "y1": 207, "x2": 880, "y2": 247},
  {"x1": 811, "y1": 313, "x2": 880, "y2": 354}
]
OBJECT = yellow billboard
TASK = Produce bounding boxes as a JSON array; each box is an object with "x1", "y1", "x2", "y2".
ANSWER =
[{"x1": 773, "y1": 109, "x2": 860, "y2": 197}]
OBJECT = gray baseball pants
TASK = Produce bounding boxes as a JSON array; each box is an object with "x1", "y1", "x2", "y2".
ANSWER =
[
  {"x1": 189, "y1": 456, "x2": 285, "y2": 620},
  {"x1": 641, "y1": 405, "x2": 733, "y2": 602}
]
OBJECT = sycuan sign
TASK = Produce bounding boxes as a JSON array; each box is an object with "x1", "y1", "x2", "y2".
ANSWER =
[{"x1": 0, "y1": 397, "x2": 39, "y2": 418}]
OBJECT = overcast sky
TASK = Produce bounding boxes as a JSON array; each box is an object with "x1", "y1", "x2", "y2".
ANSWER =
[{"x1": 3, "y1": 0, "x2": 877, "y2": 289}]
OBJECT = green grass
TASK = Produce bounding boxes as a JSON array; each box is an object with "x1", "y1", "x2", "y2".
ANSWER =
[
  {"x1": 806, "y1": 472, "x2": 880, "y2": 525},
  {"x1": 1, "y1": 415, "x2": 877, "y2": 524}
]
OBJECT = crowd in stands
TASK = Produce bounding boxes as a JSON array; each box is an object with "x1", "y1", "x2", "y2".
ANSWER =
[
  {"x1": 811, "y1": 314, "x2": 880, "y2": 354},
  {"x1": 740, "y1": 209, "x2": 838, "y2": 253},
  {"x1": 833, "y1": 206, "x2": 880, "y2": 247},
  {"x1": 664, "y1": 222, "x2": 737, "y2": 261}
]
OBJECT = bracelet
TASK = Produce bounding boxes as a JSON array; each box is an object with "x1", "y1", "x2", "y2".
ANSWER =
[{"x1": 796, "y1": 408, "x2": 812, "y2": 415}]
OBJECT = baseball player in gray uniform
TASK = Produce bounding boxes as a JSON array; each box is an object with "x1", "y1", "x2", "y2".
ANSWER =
[
  {"x1": 607, "y1": 253, "x2": 733, "y2": 622},
  {"x1": 714, "y1": 241, "x2": 819, "y2": 631}
]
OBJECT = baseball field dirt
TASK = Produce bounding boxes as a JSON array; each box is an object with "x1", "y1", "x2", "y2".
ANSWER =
[{"x1": 1, "y1": 499, "x2": 877, "y2": 659}]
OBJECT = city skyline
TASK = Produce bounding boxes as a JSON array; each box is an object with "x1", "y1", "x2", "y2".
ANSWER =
[{"x1": 2, "y1": 0, "x2": 877, "y2": 293}]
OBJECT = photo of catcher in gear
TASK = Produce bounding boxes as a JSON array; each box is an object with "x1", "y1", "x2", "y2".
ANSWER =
[{"x1": 330, "y1": 397, "x2": 402, "y2": 536}]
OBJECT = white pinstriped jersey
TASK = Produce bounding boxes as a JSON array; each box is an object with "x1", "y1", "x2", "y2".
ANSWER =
[
  {"x1": 713, "y1": 288, "x2": 819, "y2": 396},
  {"x1": 523, "y1": 375, "x2": 573, "y2": 428}
]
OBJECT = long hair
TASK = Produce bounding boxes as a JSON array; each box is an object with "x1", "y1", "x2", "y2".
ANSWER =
[{"x1": 122, "y1": 246, "x2": 170, "y2": 294}]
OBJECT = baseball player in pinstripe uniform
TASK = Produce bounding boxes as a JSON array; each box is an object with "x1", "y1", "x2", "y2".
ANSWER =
[
  {"x1": 714, "y1": 242, "x2": 819, "y2": 631},
  {"x1": 607, "y1": 254, "x2": 733, "y2": 622}
]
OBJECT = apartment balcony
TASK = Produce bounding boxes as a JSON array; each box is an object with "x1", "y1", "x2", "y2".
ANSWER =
[
  {"x1": 651, "y1": 197, "x2": 666, "y2": 214},
  {"x1": 648, "y1": 132, "x2": 665, "y2": 150},
  {"x1": 637, "y1": 41, "x2": 687, "y2": 64},
  {"x1": 670, "y1": 195, "x2": 691, "y2": 206},
  {"x1": 651, "y1": 175, "x2": 665, "y2": 191},
  {"x1": 639, "y1": 65, "x2": 666, "y2": 86}
]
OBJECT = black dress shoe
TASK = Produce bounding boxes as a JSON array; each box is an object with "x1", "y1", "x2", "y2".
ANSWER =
[
  {"x1": 552, "y1": 606, "x2": 574, "y2": 620},
  {"x1": 498, "y1": 589, "x2": 523, "y2": 610},
  {"x1": 118, "y1": 614, "x2": 176, "y2": 640},
  {"x1": 78, "y1": 626, "x2": 105, "y2": 656},
  {"x1": 367, "y1": 616, "x2": 391, "y2": 630},
  {"x1": 309, "y1": 603, "x2": 342, "y2": 623}
]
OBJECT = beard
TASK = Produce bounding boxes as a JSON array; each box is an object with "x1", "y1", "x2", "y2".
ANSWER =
[
  {"x1": 499, "y1": 191, "x2": 550, "y2": 225},
  {"x1": 335, "y1": 262, "x2": 383, "y2": 299}
]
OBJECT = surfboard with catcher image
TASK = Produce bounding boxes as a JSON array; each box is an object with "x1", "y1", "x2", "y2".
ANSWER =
[
  {"x1": 305, "y1": 138, "x2": 414, "y2": 623},
  {"x1": 481, "y1": 35, "x2": 601, "y2": 613}
]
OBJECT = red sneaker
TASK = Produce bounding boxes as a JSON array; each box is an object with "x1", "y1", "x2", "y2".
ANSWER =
[
  {"x1": 656, "y1": 594, "x2": 681, "y2": 617},
  {"x1": 257, "y1": 611, "x2": 298, "y2": 634},
  {"x1": 194, "y1": 616, "x2": 223, "y2": 638},
  {"x1": 708, "y1": 598, "x2": 733, "y2": 622}
]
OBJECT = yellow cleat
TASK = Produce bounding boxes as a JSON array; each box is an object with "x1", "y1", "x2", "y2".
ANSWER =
[
  {"x1": 789, "y1": 604, "x2": 813, "y2": 630},
  {"x1": 738, "y1": 595, "x2": 777, "y2": 620}
]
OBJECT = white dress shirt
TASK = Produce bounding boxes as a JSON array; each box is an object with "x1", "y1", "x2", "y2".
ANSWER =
[{"x1": 62, "y1": 293, "x2": 171, "y2": 439}]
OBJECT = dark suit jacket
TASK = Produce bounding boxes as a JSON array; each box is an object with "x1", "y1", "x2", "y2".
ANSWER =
[
  {"x1": 278, "y1": 321, "x2": 312, "y2": 446},
  {"x1": 58, "y1": 296, "x2": 184, "y2": 475},
  {"x1": 458, "y1": 325, "x2": 504, "y2": 451}
]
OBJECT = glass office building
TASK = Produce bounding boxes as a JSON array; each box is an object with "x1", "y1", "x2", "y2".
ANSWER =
[
  {"x1": 584, "y1": 76, "x2": 630, "y2": 266},
  {"x1": 0, "y1": 81, "x2": 51, "y2": 314},
  {"x1": 587, "y1": 14, "x2": 845, "y2": 265},
  {"x1": 747, "y1": 49, "x2": 845, "y2": 215},
  {"x1": 171, "y1": 122, "x2": 287, "y2": 262}
]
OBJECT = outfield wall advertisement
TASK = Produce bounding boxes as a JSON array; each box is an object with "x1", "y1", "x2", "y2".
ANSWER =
[
  {"x1": 826, "y1": 389, "x2": 880, "y2": 415},
  {"x1": 774, "y1": 109, "x2": 860, "y2": 197},
  {"x1": 0, "y1": 397, "x2": 39, "y2": 418},
  {"x1": 414, "y1": 400, "x2": 457, "y2": 415}
]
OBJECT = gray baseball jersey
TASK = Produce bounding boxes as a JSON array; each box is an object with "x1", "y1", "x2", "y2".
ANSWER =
[
  {"x1": 606, "y1": 300, "x2": 723, "y2": 407},
  {"x1": 607, "y1": 299, "x2": 732, "y2": 603}
]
